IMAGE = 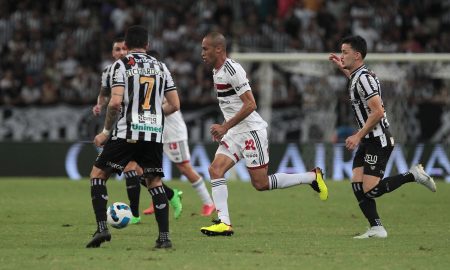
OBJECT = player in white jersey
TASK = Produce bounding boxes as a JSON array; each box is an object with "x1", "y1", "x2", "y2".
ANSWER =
[
  {"x1": 142, "y1": 108, "x2": 215, "y2": 216},
  {"x1": 199, "y1": 32, "x2": 329, "y2": 236}
]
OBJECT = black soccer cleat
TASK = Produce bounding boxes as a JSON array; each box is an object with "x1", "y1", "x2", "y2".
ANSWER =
[
  {"x1": 154, "y1": 239, "x2": 172, "y2": 249},
  {"x1": 86, "y1": 230, "x2": 111, "y2": 248}
]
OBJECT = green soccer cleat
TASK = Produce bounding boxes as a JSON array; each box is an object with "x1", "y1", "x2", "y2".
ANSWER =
[
  {"x1": 310, "y1": 167, "x2": 328, "y2": 201},
  {"x1": 169, "y1": 189, "x2": 183, "y2": 219},
  {"x1": 200, "y1": 219, "x2": 234, "y2": 236},
  {"x1": 130, "y1": 216, "x2": 141, "y2": 224}
]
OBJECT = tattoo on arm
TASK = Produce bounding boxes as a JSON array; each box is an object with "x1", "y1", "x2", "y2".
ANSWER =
[
  {"x1": 112, "y1": 93, "x2": 124, "y2": 97},
  {"x1": 104, "y1": 104, "x2": 120, "y2": 130}
]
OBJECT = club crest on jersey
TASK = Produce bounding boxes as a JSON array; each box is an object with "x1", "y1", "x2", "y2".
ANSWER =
[
  {"x1": 364, "y1": 154, "x2": 378, "y2": 165},
  {"x1": 127, "y1": 57, "x2": 136, "y2": 66}
]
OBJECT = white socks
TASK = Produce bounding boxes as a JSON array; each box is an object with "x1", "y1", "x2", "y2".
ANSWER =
[
  {"x1": 268, "y1": 172, "x2": 316, "y2": 189},
  {"x1": 191, "y1": 177, "x2": 213, "y2": 205},
  {"x1": 211, "y1": 178, "x2": 230, "y2": 225}
]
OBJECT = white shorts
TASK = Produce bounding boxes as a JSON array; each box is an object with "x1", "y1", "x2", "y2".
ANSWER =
[
  {"x1": 216, "y1": 129, "x2": 269, "y2": 169},
  {"x1": 163, "y1": 140, "x2": 191, "y2": 163}
]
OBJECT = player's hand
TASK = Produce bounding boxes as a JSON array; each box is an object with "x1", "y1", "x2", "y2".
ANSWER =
[
  {"x1": 93, "y1": 132, "x2": 108, "y2": 147},
  {"x1": 92, "y1": 104, "x2": 102, "y2": 116},
  {"x1": 210, "y1": 124, "x2": 227, "y2": 141},
  {"x1": 345, "y1": 134, "x2": 361, "y2": 150},
  {"x1": 329, "y1": 53, "x2": 344, "y2": 69}
]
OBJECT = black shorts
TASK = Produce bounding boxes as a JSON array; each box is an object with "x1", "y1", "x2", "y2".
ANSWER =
[
  {"x1": 94, "y1": 138, "x2": 164, "y2": 177},
  {"x1": 352, "y1": 133, "x2": 394, "y2": 178}
]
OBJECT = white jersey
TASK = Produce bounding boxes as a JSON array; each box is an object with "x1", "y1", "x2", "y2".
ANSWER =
[
  {"x1": 213, "y1": 58, "x2": 267, "y2": 134},
  {"x1": 163, "y1": 110, "x2": 188, "y2": 143}
]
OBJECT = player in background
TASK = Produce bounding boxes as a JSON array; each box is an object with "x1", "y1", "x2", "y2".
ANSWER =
[
  {"x1": 199, "y1": 32, "x2": 328, "y2": 236},
  {"x1": 141, "y1": 51, "x2": 215, "y2": 217},
  {"x1": 86, "y1": 25, "x2": 180, "y2": 248},
  {"x1": 142, "y1": 104, "x2": 215, "y2": 217},
  {"x1": 329, "y1": 35, "x2": 436, "y2": 238}
]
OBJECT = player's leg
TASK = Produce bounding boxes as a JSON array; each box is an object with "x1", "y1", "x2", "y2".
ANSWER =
[
  {"x1": 123, "y1": 161, "x2": 142, "y2": 224},
  {"x1": 176, "y1": 162, "x2": 215, "y2": 216},
  {"x1": 246, "y1": 129, "x2": 328, "y2": 200},
  {"x1": 86, "y1": 166, "x2": 112, "y2": 248},
  {"x1": 352, "y1": 142, "x2": 387, "y2": 239},
  {"x1": 200, "y1": 153, "x2": 235, "y2": 236},
  {"x1": 86, "y1": 139, "x2": 131, "y2": 248},
  {"x1": 142, "y1": 181, "x2": 183, "y2": 219},
  {"x1": 140, "y1": 141, "x2": 172, "y2": 248}
]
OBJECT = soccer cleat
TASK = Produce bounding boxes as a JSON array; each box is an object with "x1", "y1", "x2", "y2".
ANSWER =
[
  {"x1": 200, "y1": 219, "x2": 234, "y2": 236},
  {"x1": 143, "y1": 204, "x2": 154, "y2": 215},
  {"x1": 169, "y1": 189, "x2": 183, "y2": 219},
  {"x1": 154, "y1": 239, "x2": 172, "y2": 249},
  {"x1": 130, "y1": 216, "x2": 141, "y2": 224},
  {"x1": 409, "y1": 164, "x2": 436, "y2": 192},
  {"x1": 310, "y1": 167, "x2": 328, "y2": 201},
  {"x1": 353, "y1": 226, "x2": 387, "y2": 239},
  {"x1": 86, "y1": 229, "x2": 111, "y2": 248},
  {"x1": 201, "y1": 204, "x2": 216, "y2": 216}
]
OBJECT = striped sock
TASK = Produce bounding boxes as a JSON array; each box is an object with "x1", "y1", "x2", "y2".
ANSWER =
[{"x1": 211, "y1": 178, "x2": 230, "y2": 225}]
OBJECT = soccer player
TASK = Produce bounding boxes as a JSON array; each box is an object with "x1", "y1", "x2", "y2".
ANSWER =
[
  {"x1": 92, "y1": 39, "x2": 182, "y2": 224},
  {"x1": 86, "y1": 25, "x2": 180, "y2": 249},
  {"x1": 199, "y1": 32, "x2": 328, "y2": 236},
  {"x1": 329, "y1": 35, "x2": 436, "y2": 239},
  {"x1": 142, "y1": 107, "x2": 215, "y2": 217}
]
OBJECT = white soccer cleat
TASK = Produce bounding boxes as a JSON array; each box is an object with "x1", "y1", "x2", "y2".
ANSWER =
[
  {"x1": 353, "y1": 226, "x2": 387, "y2": 239},
  {"x1": 409, "y1": 164, "x2": 436, "y2": 192}
]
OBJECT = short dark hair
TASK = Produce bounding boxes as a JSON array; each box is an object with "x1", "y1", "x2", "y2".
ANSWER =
[
  {"x1": 146, "y1": 50, "x2": 160, "y2": 59},
  {"x1": 112, "y1": 37, "x2": 125, "y2": 47},
  {"x1": 125, "y1": 25, "x2": 148, "y2": 49},
  {"x1": 341, "y1": 35, "x2": 367, "y2": 59}
]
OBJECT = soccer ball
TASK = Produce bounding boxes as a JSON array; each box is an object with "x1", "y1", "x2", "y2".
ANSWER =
[{"x1": 106, "y1": 202, "x2": 132, "y2": 229}]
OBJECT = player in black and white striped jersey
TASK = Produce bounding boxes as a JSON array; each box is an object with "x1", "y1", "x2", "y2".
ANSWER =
[
  {"x1": 86, "y1": 25, "x2": 180, "y2": 249},
  {"x1": 91, "y1": 39, "x2": 183, "y2": 227},
  {"x1": 329, "y1": 35, "x2": 436, "y2": 239}
]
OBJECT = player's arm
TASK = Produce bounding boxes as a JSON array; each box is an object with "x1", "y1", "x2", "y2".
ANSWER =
[
  {"x1": 93, "y1": 87, "x2": 110, "y2": 116},
  {"x1": 163, "y1": 90, "x2": 180, "y2": 116},
  {"x1": 345, "y1": 95, "x2": 384, "y2": 150},
  {"x1": 329, "y1": 53, "x2": 350, "y2": 78},
  {"x1": 93, "y1": 86, "x2": 123, "y2": 147},
  {"x1": 224, "y1": 91, "x2": 256, "y2": 130},
  {"x1": 210, "y1": 90, "x2": 256, "y2": 140}
]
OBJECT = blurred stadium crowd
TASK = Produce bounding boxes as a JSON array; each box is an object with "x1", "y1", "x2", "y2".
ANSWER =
[{"x1": 0, "y1": 0, "x2": 449, "y2": 142}]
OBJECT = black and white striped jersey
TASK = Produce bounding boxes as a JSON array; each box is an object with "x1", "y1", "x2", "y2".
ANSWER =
[
  {"x1": 110, "y1": 52, "x2": 177, "y2": 142},
  {"x1": 101, "y1": 64, "x2": 113, "y2": 95},
  {"x1": 348, "y1": 65, "x2": 390, "y2": 139}
]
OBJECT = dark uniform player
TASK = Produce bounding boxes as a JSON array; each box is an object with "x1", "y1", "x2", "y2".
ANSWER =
[
  {"x1": 86, "y1": 25, "x2": 180, "y2": 248},
  {"x1": 329, "y1": 35, "x2": 436, "y2": 238}
]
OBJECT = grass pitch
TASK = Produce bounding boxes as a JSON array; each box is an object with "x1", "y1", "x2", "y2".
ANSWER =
[{"x1": 0, "y1": 178, "x2": 449, "y2": 270}]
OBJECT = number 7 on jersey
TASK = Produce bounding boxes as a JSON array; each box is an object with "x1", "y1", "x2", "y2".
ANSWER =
[{"x1": 140, "y1": 76, "x2": 155, "y2": 110}]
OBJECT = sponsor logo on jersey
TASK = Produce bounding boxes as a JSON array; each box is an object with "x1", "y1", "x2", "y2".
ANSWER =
[
  {"x1": 235, "y1": 82, "x2": 248, "y2": 91},
  {"x1": 138, "y1": 114, "x2": 158, "y2": 124},
  {"x1": 131, "y1": 123, "x2": 163, "y2": 133},
  {"x1": 127, "y1": 57, "x2": 136, "y2": 66}
]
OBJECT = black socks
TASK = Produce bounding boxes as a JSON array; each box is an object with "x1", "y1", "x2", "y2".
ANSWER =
[{"x1": 91, "y1": 178, "x2": 108, "y2": 232}]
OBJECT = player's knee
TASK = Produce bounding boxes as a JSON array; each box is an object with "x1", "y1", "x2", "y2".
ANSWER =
[
  {"x1": 208, "y1": 164, "x2": 224, "y2": 179},
  {"x1": 251, "y1": 179, "x2": 269, "y2": 191},
  {"x1": 90, "y1": 166, "x2": 108, "y2": 179}
]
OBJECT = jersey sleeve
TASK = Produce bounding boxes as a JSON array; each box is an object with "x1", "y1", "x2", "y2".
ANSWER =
[
  {"x1": 111, "y1": 60, "x2": 125, "y2": 88},
  {"x1": 228, "y1": 62, "x2": 251, "y2": 96},
  {"x1": 358, "y1": 74, "x2": 379, "y2": 100},
  {"x1": 162, "y1": 63, "x2": 177, "y2": 92}
]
